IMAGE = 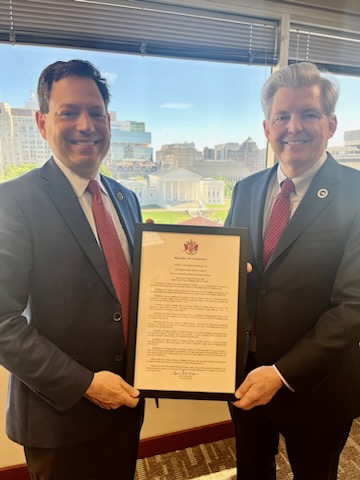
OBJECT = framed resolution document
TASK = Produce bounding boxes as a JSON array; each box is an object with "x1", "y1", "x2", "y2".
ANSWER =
[{"x1": 126, "y1": 223, "x2": 248, "y2": 401}]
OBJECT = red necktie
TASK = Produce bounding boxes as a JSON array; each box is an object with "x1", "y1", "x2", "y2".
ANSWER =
[
  {"x1": 87, "y1": 179, "x2": 130, "y2": 344},
  {"x1": 263, "y1": 178, "x2": 295, "y2": 267}
]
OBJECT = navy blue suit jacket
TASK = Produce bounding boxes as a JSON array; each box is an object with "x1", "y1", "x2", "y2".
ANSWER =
[
  {"x1": 225, "y1": 154, "x2": 360, "y2": 426},
  {"x1": 0, "y1": 158, "x2": 142, "y2": 447}
]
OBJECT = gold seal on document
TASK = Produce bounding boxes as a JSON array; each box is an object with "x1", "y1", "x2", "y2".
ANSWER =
[{"x1": 184, "y1": 239, "x2": 199, "y2": 255}]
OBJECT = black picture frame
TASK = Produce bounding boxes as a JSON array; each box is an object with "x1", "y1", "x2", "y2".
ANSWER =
[{"x1": 126, "y1": 223, "x2": 248, "y2": 401}]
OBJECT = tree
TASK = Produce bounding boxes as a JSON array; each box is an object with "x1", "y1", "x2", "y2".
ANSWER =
[
  {"x1": 1, "y1": 163, "x2": 39, "y2": 183},
  {"x1": 0, "y1": 162, "x2": 113, "y2": 184},
  {"x1": 99, "y1": 164, "x2": 112, "y2": 178},
  {"x1": 214, "y1": 176, "x2": 232, "y2": 197}
]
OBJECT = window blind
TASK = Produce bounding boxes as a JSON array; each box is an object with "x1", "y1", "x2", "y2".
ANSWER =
[
  {"x1": 0, "y1": 0, "x2": 279, "y2": 65},
  {"x1": 289, "y1": 23, "x2": 360, "y2": 75}
]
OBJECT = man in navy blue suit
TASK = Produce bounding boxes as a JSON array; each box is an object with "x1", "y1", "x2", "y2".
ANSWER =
[
  {"x1": 225, "y1": 62, "x2": 360, "y2": 479},
  {"x1": 0, "y1": 60, "x2": 144, "y2": 479}
]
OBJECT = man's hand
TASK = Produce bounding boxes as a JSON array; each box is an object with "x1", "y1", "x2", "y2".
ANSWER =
[
  {"x1": 232, "y1": 366, "x2": 283, "y2": 410},
  {"x1": 84, "y1": 371, "x2": 140, "y2": 410}
]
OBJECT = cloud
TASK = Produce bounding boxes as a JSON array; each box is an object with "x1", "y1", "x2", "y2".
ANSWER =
[
  {"x1": 160, "y1": 102, "x2": 194, "y2": 110},
  {"x1": 102, "y1": 72, "x2": 118, "y2": 85}
]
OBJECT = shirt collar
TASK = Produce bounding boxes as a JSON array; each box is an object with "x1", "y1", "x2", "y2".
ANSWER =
[
  {"x1": 53, "y1": 156, "x2": 107, "y2": 197},
  {"x1": 276, "y1": 151, "x2": 327, "y2": 193}
]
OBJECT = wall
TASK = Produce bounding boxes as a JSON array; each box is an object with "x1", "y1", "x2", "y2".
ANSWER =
[
  {"x1": 0, "y1": 366, "x2": 230, "y2": 469},
  {"x1": 0, "y1": 368, "x2": 24, "y2": 468}
]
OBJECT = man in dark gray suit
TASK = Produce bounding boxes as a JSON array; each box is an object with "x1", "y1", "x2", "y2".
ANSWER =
[
  {"x1": 225, "y1": 62, "x2": 360, "y2": 480},
  {"x1": 0, "y1": 60, "x2": 144, "y2": 479}
]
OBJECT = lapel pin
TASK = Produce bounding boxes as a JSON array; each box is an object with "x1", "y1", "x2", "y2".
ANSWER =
[
  {"x1": 117, "y1": 192, "x2": 124, "y2": 201},
  {"x1": 317, "y1": 188, "x2": 328, "y2": 199}
]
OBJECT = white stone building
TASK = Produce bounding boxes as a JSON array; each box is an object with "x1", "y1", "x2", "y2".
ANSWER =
[{"x1": 120, "y1": 168, "x2": 225, "y2": 207}]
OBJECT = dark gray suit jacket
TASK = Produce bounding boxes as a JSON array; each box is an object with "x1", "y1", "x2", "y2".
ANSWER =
[
  {"x1": 225, "y1": 154, "x2": 360, "y2": 426},
  {"x1": 0, "y1": 158, "x2": 143, "y2": 447}
]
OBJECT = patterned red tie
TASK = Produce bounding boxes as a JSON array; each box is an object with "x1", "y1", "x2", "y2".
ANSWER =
[
  {"x1": 263, "y1": 178, "x2": 295, "y2": 267},
  {"x1": 87, "y1": 179, "x2": 130, "y2": 344}
]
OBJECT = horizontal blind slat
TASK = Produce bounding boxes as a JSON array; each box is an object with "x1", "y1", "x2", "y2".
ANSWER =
[
  {"x1": 289, "y1": 24, "x2": 360, "y2": 74},
  {"x1": 0, "y1": 0, "x2": 278, "y2": 64}
]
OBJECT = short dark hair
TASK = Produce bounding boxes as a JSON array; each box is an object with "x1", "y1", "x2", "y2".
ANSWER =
[{"x1": 37, "y1": 59, "x2": 111, "y2": 113}]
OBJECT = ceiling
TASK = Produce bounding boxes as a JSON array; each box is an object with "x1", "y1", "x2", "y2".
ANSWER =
[{"x1": 267, "y1": 0, "x2": 360, "y2": 16}]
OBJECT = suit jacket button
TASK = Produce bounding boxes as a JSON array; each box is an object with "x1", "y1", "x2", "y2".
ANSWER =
[
  {"x1": 114, "y1": 354, "x2": 123, "y2": 361},
  {"x1": 113, "y1": 312, "x2": 122, "y2": 322}
]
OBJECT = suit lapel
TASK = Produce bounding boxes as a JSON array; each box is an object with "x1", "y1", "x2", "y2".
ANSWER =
[
  {"x1": 101, "y1": 175, "x2": 136, "y2": 257},
  {"x1": 40, "y1": 159, "x2": 117, "y2": 300},
  {"x1": 266, "y1": 156, "x2": 343, "y2": 269}
]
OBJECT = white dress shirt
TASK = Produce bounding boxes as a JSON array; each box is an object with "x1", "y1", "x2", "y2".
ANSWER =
[{"x1": 53, "y1": 156, "x2": 131, "y2": 270}]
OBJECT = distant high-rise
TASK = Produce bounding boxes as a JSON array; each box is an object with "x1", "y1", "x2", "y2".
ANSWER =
[
  {"x1": 0, "y1": 102, "x2": 51, "y2": 173},
  {"x1": 328, "y1": 129, "x2": 360, "y2": 170},
  {"x1": 110, "y1": 118, "x2": 153, "y2": 164},
  {"x1": 211, "y1": 138, "x2": 264, "y2": 173},
  {"x1": 24, "y1": 89, "x2": 38, "y2": 110},
  {"x1": 190, "y1": 138, "x2": 266, "y2": 186},
  {"x1": 0, "y1": 103, "x2": 154, "y2": 178},
  {"x1": 214, "y1": 143, "x2": 242, "y2": 162},
  {"x1": 203, "y1": 147, "x2": 215, "y2": 160},
  {"x1": 240, "y1": 137, "x2": 265, "y2": 173},
  {"x1": 156, "y1": 142, "x2": 202, "y2": 169},
  {"x1": 344, "y1": 129, "x2": 360, "y2": 147}
]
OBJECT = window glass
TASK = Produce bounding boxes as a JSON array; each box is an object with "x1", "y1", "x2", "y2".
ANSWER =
[
  {"x1": 1, "y1": 44, "x2": 359, "y2": 226},
  {"x1": 327, "y1": 74, "x2": 360, "y2": 172},
  {"x1": 0, "y1": 44, "x2": 270, "y2": 224}
]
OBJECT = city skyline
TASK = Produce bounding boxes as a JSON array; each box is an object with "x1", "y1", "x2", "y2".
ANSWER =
[
  {"x1": 1, "y1": 95, "x2": 358, "y2": 178},
  {"x1": 0, "y1": 97, "x2": 266, "y2": 163},
  {"x1": 2, "y1": 43, "x2": 359, "y2": 156}
]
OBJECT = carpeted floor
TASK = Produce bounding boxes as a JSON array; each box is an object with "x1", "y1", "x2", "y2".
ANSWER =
[{"x1": 135, "y1": 417, "x2": 359, "y2": 479}]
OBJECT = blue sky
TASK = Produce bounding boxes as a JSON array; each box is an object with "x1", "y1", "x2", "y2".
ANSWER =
[{"x1": 1, "y1": 43, "x2": 359, "y2": 153}]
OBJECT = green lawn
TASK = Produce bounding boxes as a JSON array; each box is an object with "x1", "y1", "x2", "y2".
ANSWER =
[{"x1": 141, "y1": 200, "x2": 230, "y2": 225}]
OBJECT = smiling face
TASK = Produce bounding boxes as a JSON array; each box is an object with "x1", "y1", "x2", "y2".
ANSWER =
[
  {"x1": 36, "y1": 75, "x2": 111, "y2": 178},
  {"x1": 263, "y1": 84, "x2": 337, "y2": 177}
]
